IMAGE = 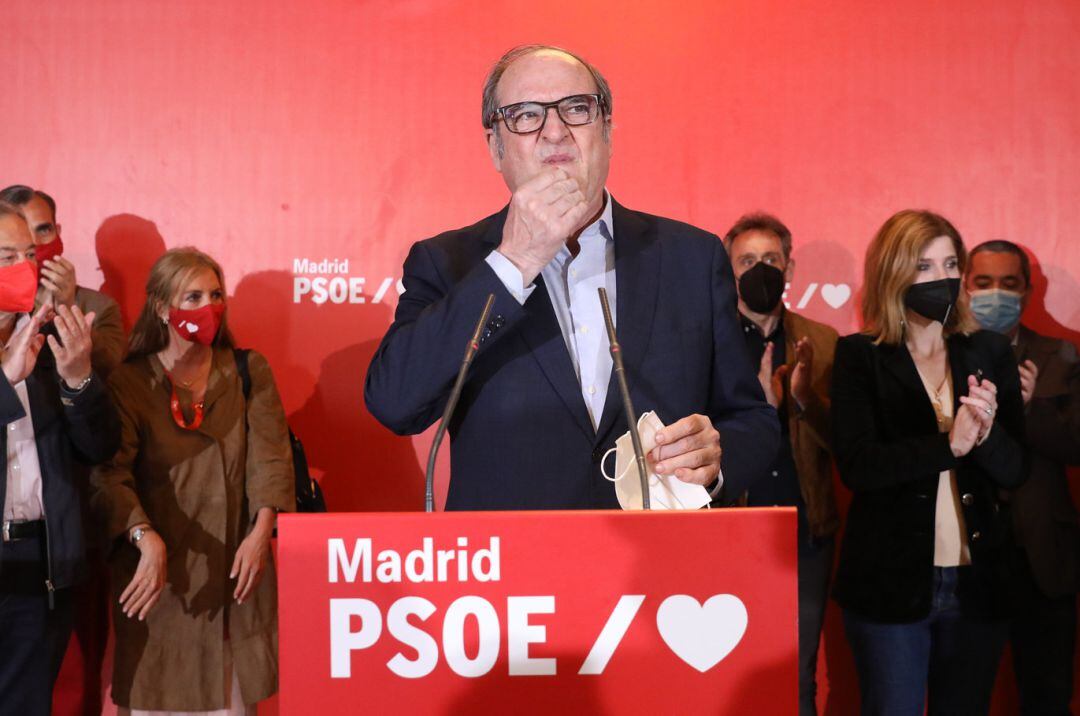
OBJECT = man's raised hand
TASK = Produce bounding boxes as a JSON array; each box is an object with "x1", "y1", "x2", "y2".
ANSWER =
[{"x1": 498, "y1": 167, "x2": 591, "y2": 284}]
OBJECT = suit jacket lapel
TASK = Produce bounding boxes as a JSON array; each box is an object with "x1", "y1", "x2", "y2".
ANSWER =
[
  {"x1": 947, "y1": 335, "x2": 972, "y2": 414},
  {"x1": 515, "y1": 275, "x2": 595, "y2": 438},
  {"x1": 26, "y1": 368, "x2": 59, "y2": 449},
  {"x1": 594, "y1": 201, "x2": 660, "y2": 446},
  {"x1": 1014, "y1": 325, "x2": 1031, "y2": 364},
  {"x1": 484, "y1": 206, "x2": 594, "y2": 439},
  {"x1": 881, "y1": 340, "x2": 940, "y2": 431}
]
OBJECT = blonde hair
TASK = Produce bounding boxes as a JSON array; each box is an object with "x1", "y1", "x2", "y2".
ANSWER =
[
  {"x1": 861, "y1": 209, "x2": 977, "y2": 345},
  {"x1": 128, "y1": 247, "x2": 235, "y2": 357}
]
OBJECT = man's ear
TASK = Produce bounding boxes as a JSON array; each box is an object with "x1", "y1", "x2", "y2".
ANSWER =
[
  {"x1": 54, "y1": 223, "x2": 62, "y2": 237},
  {"x1": 784, "y1": 257, "x2": 795, "y2": 284},
  {"x1": 486, "y1": 129, "x2": 503, "y2": 172}
]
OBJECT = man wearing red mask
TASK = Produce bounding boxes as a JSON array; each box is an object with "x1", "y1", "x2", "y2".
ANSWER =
[
  {"x1": 0, "y1": 186, "x2": 125, "y2": 376},
  {"x1": 0, "y1": 185, "x2": 125, "y2": 715},
  {"x1": 0, "y1": 202, "x2": 120, "y2": 715}
]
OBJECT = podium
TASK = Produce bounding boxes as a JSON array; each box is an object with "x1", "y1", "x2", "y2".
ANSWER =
[{"x1": 277, "y1": 508, "x2": 797, "y2": 714}]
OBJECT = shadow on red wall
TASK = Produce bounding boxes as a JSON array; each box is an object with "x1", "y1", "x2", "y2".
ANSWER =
[
  {"x1": 95, "y1": 214, "x2": 167, "y2": 332},
  {"x1": 228, "y1": 270, "x2": 424, "y2": 512},
  {"x1": 1024, "y1": 247, "x2": 1080, "y2": 348}
]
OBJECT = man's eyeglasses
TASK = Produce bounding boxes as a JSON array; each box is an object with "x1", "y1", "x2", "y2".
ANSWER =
[{"x1": 491, "y1": 94, "x2": 605, "y2": 135}]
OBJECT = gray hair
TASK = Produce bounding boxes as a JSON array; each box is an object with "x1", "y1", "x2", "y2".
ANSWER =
[
  {"x1": 0, "y1": 201, "x2": 28, "y2": 224},
  {"x1": 481, "y1": 44, "x2": 614, "y2": 130}
]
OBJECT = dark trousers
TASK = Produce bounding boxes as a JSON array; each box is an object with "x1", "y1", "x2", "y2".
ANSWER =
[
  {"x1": 1010, "y1": 552, "x2": 1077, "y2": 716},
  {"x1": 798, "y1": 528, "x2": 835, "y2": 716},
  {"x1": 70, "y1": 547, "x2": 110, "y2": 715},
  {"x1": 843, "y1": 566, "x2": 1008, "y2": 716},
  {"x1": 0, "y1": 532, "x2": 75, "y2": 716}
]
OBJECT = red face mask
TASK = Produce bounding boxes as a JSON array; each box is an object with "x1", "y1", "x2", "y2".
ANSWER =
[
  {"x1": 0, "y1": 261, "x2": 39, "y2": 313},
  {"x1": 34, "y1": 235, "x2": 64, "y2": 265},
  {"x1": 168, "y1": 303, "x2": 225, "y2": 345}
]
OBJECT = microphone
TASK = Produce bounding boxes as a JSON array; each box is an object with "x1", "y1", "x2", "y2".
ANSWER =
[
  {"x1": 597, "y1": 287, "x2": 650, "y2": 510},
  {"x1": 425, "y1": 293, "x2": 496, "y2": 512}
]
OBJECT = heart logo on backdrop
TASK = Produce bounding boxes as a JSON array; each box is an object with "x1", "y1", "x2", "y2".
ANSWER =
[
  {"x1": 656, "y1": 594, "x2": 748, "y2": 672},
  {"x1": 821, "y1": 283, "x2": 851, "y2": 309}
]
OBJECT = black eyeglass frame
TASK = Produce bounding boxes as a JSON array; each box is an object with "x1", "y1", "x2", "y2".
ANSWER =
[{"x1": 491, "y1": 93, "x2": 606, "y2": 135}]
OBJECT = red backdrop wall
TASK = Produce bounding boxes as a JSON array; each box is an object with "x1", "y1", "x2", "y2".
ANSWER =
[{"x1": 7, "y1": 1, "x2": 1080, "y2": 713}]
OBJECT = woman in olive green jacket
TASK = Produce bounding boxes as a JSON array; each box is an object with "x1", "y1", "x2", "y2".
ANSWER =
[{"x1": 91, "y1": 248, "x2": 294, "y2": 714}]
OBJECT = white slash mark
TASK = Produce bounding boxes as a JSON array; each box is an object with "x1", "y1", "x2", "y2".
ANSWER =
[
  {"x1": 372, "y1": 277, "x2": 394, "y2": 304},
  {"x1": 796, "y1": 282, "x2": 819, "y2": 310},
  {"x1": 578, "y1": 595, "x2": 646, "y2": 675}
]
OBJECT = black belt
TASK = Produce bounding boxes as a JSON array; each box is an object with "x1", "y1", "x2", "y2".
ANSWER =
[{"x1": 2, "y1": 519, "x2": 44, "y2": 542}]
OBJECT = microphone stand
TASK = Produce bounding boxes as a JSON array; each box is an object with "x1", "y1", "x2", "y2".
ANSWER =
[
  {"x1": 424, "y1": 293, "x2": 496, "y2": 512},
  {"x1": 597, "y1": 287, "x2": 650, "y2": 510}
]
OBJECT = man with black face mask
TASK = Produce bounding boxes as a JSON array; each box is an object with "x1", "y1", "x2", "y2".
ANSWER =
[
  {"x1": 722, "y1": 213, "x2": 839, "y2": 716},
  {"x1": 965, "y1": 240, "x2": 1080, "y2": 715}
]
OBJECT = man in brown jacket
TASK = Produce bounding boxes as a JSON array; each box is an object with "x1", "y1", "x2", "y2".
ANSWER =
[
  {"x1": 722, "y1": 213, "x2": 839, "y2": 716},
  {"x1": 966, "y1": 240, "x2": 1080, "y2": 715}
]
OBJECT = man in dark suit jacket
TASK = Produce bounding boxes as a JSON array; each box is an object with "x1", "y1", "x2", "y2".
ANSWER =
[
  {"x1": 365, "y1": 44, "x2": 777, "y2": 509},
  {"x1": 0, "y1": 185, "x2": 126, "y2": 715},
  {"x1": 0, "y1": 203, "x2": 121, "y2": 716},
  {"x1": 966, "y1": 240, "x2": 1080, "y2": 715}
]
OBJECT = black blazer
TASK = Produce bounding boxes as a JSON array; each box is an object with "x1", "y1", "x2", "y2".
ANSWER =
[
  {"x1": 831, "y1": 330, "x2": 1026, "y2": 621},
  {"x1": 1011, "y1": 326, "x2": 1080, "y2": 598},
  {"x1": 0, "y1": 346, "x2": 120, "y2": 589},
  {"x1": 364, "y1": 200, "x2": 779, "y2": 509}
]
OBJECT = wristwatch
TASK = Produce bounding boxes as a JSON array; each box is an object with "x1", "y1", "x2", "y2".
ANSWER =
[{"x1": 130, "y1": 526, "x2": 151, "y2": 545}]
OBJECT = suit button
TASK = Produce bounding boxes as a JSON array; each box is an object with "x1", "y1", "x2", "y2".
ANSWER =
[
  {"x1": 961, "y1": 493, "x2": 974, "y2": 506},
  {"x1": 971, "y1": 531, "x2": 982, "y2": 541}
]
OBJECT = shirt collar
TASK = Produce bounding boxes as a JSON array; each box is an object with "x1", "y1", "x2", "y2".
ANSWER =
[
  {"x1": 739, "y1": 309, "x2": 785, "y2": 341},
  {"x1": 579, "y1": 190, "x2": 614, "y2": 243},
  {"x1": 550, "y1": 191, "x2": 613, "y2": 268}
]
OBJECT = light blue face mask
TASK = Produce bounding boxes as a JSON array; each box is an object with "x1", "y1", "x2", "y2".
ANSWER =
[{"x1": 969, "y1": 289, "x2": 1024, "y2": 334}]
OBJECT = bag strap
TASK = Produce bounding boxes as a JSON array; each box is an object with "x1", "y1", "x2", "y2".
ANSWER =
[{"x1": 234, "y1": 348, "x2": 252, "y2": 401}]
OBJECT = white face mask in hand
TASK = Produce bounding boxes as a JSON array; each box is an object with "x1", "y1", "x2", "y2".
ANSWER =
[{"x1": 600, "y1": 411, "x2": 712, "y2": 511}]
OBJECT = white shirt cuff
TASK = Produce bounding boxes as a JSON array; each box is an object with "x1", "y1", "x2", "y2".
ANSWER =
[{"x1": 485, "y1": 250, "x2": 536, "y2": 305}]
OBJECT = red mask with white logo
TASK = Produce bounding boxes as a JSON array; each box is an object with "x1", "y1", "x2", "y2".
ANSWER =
[
  {"x1": 0, "y1": 261, "x2": 39, "y2": 313},
  {"x1": 168, "y1": 303, "x2": 225, "y2": 345},
  {"x1": 34, "y1": 234, "x2": 64, "y2": 265}
]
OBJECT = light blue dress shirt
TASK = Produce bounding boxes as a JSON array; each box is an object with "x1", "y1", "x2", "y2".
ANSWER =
[{"x1": 485, "y1": 195, "x2": 616, "y2": 430}]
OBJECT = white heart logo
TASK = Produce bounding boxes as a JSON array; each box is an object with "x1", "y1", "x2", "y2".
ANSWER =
[
  {"x1": 656, "y1": 594, "x2": 748, "y2": 672},
  {"x1": 821, "y1": 283, "x2": 851, "y2": 309},
  {"x1": 182, "y1": 321, "x2": 199, "y2": 334}
]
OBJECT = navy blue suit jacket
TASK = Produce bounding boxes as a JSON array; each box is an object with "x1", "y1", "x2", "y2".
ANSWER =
[{"x1": 364, "y1": 200, "x2": 779, "y2": 509}]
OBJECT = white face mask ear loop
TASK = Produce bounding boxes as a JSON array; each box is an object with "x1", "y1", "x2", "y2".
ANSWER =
[{"x1": 600, "y1": 446, "x2": 620, "y2": 482}]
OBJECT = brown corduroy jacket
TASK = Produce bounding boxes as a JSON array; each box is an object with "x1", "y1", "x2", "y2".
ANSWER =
[
  {"x1": 782, "y1": 310, "x2": 841, "y2": 537},
  {"x1": 91, "y1": 347, "x2": 294, "y2": 711},
  {"x1": 1011, "y1": 326, "x2": 1080, "y2": 597}
]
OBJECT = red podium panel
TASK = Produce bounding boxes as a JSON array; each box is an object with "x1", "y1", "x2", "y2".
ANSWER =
[{"x1": 277, "y1": 509, "x2": 797, "y2": 714}]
